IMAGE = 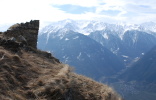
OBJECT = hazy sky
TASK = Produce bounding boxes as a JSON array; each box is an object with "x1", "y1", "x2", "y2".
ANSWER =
[{"x1": 0, "y1": 0, "x2": 156, "y2": 28}]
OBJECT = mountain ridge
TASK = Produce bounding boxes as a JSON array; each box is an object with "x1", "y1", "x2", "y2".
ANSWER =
[
  {"x1": 39, "y1": 19, "x2": 156, "y2": 66},
  {"x1": 39, "y1": 19, "x2": 156, "y2": 36},
  {"x1": 38, "y1": 29, "x2": 124, "y2": 80}
]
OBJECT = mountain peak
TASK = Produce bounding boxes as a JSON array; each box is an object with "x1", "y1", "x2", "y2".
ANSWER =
[{"x1": 41, "y1": 19, "x2": 156, "y2": 37}]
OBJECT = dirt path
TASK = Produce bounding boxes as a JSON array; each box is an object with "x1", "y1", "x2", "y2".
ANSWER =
[{"x1": 56, "y1": 64, "x2": 70, "y2": 77}]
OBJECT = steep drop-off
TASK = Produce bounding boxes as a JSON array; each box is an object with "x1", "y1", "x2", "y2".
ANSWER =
[
  {"x1": 0, "y1": 20, "x2": 122, "y2": 100},
  {"x1": 38, "y1": 30, "x2": 124, "y2": 80}
]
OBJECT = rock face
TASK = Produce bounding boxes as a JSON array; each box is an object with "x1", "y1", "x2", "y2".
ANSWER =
[{"x1": 2, "y1": 20, "x2": 39, "y2": 48}]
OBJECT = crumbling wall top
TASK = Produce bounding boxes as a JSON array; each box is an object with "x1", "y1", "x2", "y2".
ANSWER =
[{"x1": 2, "y1": 20, "x2": 39, "y2": 49}]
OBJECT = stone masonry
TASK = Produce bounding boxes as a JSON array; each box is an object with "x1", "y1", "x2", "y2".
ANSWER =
[{"x1": 2, "y1": 20, "x2": 39, "y2": 49}]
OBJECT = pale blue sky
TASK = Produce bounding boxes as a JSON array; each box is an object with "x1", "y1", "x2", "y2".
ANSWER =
[
  {"x1": 0, "y1": 0, "x2": 156, "y2": 28},
  {"x1": 53, "y1": 5, "x2": 96, "y2": 14}
]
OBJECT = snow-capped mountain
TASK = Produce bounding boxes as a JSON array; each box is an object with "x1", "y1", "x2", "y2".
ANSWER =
[
  {"x1": 141, "y1": 22, "x2": 156, "y2": 33},
  {"x1": 38, "y1": 29, "x2": 124, "y2": 80},
  {"x1": 38, "y1": 19, "x2": 156, "y2": 100},
  {"x1": 89, "y1": 30, "x2": 156, "y2": 65},
  {"x1": 40, "y1": 19, "x2": 155, "y2": 37},
  {"x1": 39, "y1": 19, "x2": 156, "y2": 66},
  {"x1": 40, "y1": 19, "x2": 107, "y2": 35}
]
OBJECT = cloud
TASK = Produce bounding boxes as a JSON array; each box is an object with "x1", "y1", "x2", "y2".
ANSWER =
[
  {"x1": 124, "y1": 4, "x2": 156, "y2": 14},
  {"x1": 0, "y1": 0, "x2": 68, "y2": 27},
  {"x1": 49, "y1": 0, "x2": 100, "y2": 7},
  {"x1": 99, "y1": 10, "x2": 121, "y2": 16},
  {"x1": 53, "y1": 4, "x2": 96, "y2": 14},
  {"x1": 0, "y1": 0, "x2": 156, "y2": 29}
]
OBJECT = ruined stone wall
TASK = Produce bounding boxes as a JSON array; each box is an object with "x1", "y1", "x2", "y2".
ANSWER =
[{"x1": 3, "y1": 20, "x2": 39, "y2": 48}]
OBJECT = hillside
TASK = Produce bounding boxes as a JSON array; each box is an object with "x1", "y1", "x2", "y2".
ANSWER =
[
  {"x1": 38, "y1": 29, "x2": 124, "y2": 80},
  {"x1": 119, "y1": 45, "x2": 156, "y2": 82},
  {"x1": 0, "y1": 20, "x2": 122, "y2": 100},
  {"x1": 89, "y1": 30, "x2": 156, "y2": 64},
  {"x1": 110, "y1": 45, "x2": 156, "y2": 100},
  {"x1": 37, "y1": 19, "x2": 156, "y2": 100}
]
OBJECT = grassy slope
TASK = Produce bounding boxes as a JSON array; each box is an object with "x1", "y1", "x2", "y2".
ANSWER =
[{"x1": 0, "y1": 45, "x2": 122, "y2": 100}]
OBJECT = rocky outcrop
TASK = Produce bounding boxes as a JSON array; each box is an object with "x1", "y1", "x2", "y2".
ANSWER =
[
  {"x1": 0, "y1": 20, "x2": 60, "y2": 63},
  {"x1": 2, "y1": 20, "x2": 39, "y2": 48}
]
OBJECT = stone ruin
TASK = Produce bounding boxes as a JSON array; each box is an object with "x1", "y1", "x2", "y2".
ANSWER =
[
  {"x1": 0, "y1": 20, "x2": 60, "y2": 62},
  {"x1": 1, "y1": 20, "x2": 39, "y2": 49}
]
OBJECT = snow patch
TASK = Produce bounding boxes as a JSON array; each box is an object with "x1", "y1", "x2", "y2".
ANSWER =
[
  {"x1": 63, "y1": 55, "x2": 70, "y2": 63},
  {"x1": 112, "y1": 48, "x2": 120, "y2": 54},
  {"x1": 63, "y1": 56, "x2": 66, "y2": 58},
  {"x1": 64, "y1": 57, "x2": 69, "y2": 63},
  {"x1": 102, "y1": 33, "x2": 109, "y2": 39},
  {"x1": 73, "y1": 36, "x2": 79, "y2": 39},
  {"x1": 47, "y1": 51, "x2": 51, "y2": 53},
  {"x1": 77, "y1": 52, "x2": 81, "y2": 60},
  {"x1": 87, "y1": 54, "x2": 91, "y2": 58},
  {"x1": 65, "y1": 38, "x2": 69, "y2": 41},
  {"x1": 134, "y1": 57, "x2": 140, "y2": 62},
  {"x1": 60, "y1": 36, "x2": 63, "y2": 40},
  {"x1": 122, "y1": 55, "x2": 129, "y2": 58},
  {"x1": 84, "y1": 33, "x2": 90, "y2": 35},
  {"x1": 132, "y1": 33, "x2": 137, "y2": 43}
]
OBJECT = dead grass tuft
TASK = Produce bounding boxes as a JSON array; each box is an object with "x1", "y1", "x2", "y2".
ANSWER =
[{"x1": 8, "y1": 23, "x2": 20, "y2": 30}]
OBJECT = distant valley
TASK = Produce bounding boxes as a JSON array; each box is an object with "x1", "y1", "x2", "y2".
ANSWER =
[{"x1": 37, "y1": 19, "x2": 156, "y2": 100}]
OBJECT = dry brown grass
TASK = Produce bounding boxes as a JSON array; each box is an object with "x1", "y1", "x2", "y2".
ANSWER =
[
  {"x1": 8, "y1": 23, "x2": 20, "y2": 30},
  {"x1": 69, "y1": 73, "x2": 122, "y2": 100},
  {"x1": 0, "y1": 46, "x2": 122, "y2": 100}
]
